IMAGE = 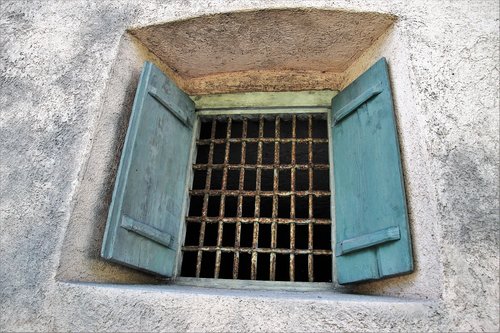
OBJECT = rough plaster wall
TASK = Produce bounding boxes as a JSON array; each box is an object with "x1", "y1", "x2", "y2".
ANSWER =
[
  {"x1": 132, "y1": 9, "x2": 394, "y2": 76},
  {"x1": 183, "y1": 69, "x2": 344, "y2": 95},
  {"x1": 129, "y1": 9, "x2": 394, "y2": 94},
  {"x1": 337, "y1": 25, "x2": 445, "y2": 299},
  {"x1": 399, "y1": 2, "x2": 499, "y2": 329},
  {"x1": 1, "y1": 0, "x2": 498, "y2": 332},
  {"x1": 55, "y1": 34, "x2": 171, "y2": 284}
]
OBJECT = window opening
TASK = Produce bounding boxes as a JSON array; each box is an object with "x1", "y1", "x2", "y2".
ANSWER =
[{"x1": 181, "y1": 114, "x2": 332, "y2": 282}]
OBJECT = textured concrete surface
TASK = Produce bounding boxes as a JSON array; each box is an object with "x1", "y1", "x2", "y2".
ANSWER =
[
  {"x1": 134, "y1": 9, "x2": 394, "y2": 77},
  {"x1": 1, "y1": 0, "x2": 498, "y2": 332},
  {"x1": 130, "y1": 9, "x2": 394, "y2": 93}
]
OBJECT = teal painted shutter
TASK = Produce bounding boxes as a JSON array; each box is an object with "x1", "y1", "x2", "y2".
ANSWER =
[
  {"x1": 101, "y1": 62, "x2": 195, "y2": 277},
  {"x1": 332, "y1": 58, "x2": 413, "y2": 284}
]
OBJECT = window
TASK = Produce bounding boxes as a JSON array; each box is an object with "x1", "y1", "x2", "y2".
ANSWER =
[
  {"x1": 101, "y1": 58, "x2": 413, "y2": 285},
  {"x1": 181, "y1": 114, "x2": 332, "y2": 282}
]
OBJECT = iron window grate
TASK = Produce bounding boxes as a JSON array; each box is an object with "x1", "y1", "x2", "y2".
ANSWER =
[{"x1": 181, "y1": 114, "x2": 332, "y2": 282}]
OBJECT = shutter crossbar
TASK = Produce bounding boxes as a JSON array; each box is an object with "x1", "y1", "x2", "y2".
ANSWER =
[
  {"x1": 335, "y1": 226, "x2": 400, "y2": 256},
  {"x1": 121, "y1": 215, "x2": 174, "y2": 249},
  {"x1": 333, "y1": 84, "x2": 382, "y2": 125},
  {"x1": 149, "y1": 90, "x2": 192, "y2": 128}
]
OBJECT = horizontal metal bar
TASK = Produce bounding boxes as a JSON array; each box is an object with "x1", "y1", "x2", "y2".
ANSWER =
[
  {"x1": 336, "y1": 226, "x2": 401, "y2": 256},
  {"x1": 121, "y1": 215, "x2": 174, "y2": 248},
  {"x1": 182, "y1": 246, "x2": 332, "y2": 255},
  {"x1": 192, "y1": 163, "x2": 329, "y2": 170},
  {"x1": 185, "y1": 217, "x2": 331, "y2": 225},
  {"x1": 189, "y1": 189, "x2": 330, "y2": 197},
  {"x1": 197, "y1": 138, "x2": 328, "y2": 145}
]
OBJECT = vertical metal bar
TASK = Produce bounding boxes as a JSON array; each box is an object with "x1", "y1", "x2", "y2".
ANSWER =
[
  {"x1": 289, "y1": 115, "x2": 296, "y2": 282},
  {"x1": 233, "y1": 119, "x2": 247, "y2": 279},
  {"x1": 214, "y1": 117, "x2": 231, "y2": 278},
  {"x1": 251, "y1": 116, "x2": 264, "y2": 280},
  {"x1": 255, "y1": 117, "x2": 264, "y2": 219},
  {"x1": 307, "y1": 115, "x2": 314, "y2": 282},
  {"x1": 196, "y1": 119, "x2": 216, "y2": 277},
  {"x1": 270, "y1": 116, "x2": 280, "y2": 281}
]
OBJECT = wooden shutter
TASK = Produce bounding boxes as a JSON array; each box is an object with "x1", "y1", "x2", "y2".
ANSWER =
[
  {"x1": 332, "y1": 58, "x2": 413, "y2": 284},
  {"x1": 101, "y1": 62, "x2": 195, "y2": 277}
]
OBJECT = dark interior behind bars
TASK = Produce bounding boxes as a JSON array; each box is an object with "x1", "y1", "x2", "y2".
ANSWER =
[{"x1": 181, "y1": 114, "x2": 332, "y2": 282}]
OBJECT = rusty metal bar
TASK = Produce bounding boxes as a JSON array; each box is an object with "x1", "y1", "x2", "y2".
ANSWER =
[
  {"x1": 251, "y1": 221, "x2": 259, "y2": 280},
  {"x1": 269, "y1": 116, "x2": 280, "y2": 281},
  {"x1": 250, "y1": 116, "x2": 264, "y2": 280},
  {"x1": 190, "y1": 189, "x2": 330, "y2": 196},
  {"x1": 289, "y1": 115, "x2": 297, "y2": 282},
  {"x1": 185, "y1": 217, "x2": 331, "y2": 224},
  {"x1": 237, "y1": 118, "x2": 248, "y2": 279},
  {"x1": 183, "y1": 246, "x2": 332, "y2": 255},
  {"x1": 193, "y1": 163, "x2": 329, "y2": 170},
  {"x1": 307, "y1": 115, "x2": 314, "y2": 282},
  {"x1": 232, "y1": 119, "x2": 247, "y2": 279},
  {"x1": 197, "y1": 138, "x2": 328, "y2": 145},
  {"x1": 214, "y1": 118, "x2": 232, "y2": 278},
  {"x1": 195, "y1": 119, "x2": 217, "y2": 278}
]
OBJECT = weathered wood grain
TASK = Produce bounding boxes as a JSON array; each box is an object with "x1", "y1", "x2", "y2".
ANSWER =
[{"x1": 332, "y1": 58, "x2": 413, "y2": 284}]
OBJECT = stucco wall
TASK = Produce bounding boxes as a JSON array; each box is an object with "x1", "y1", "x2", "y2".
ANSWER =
[{"x1": 1, "y1": 0, "x2": 498, "y2": 332}]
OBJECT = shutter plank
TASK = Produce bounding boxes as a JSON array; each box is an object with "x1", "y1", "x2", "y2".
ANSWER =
[
  {"x1": 101, "y1": 62, "x2": 195, "y2": 277},
  {"x1": 332, "y1": 58, "x2": 413, "y2": 284}
]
